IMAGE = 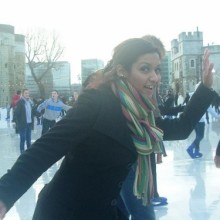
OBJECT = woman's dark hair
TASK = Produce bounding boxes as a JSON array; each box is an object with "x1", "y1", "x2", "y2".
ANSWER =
[
  {"x1": 82, "y1": 73, "x2": 96, "y2": 89},
  {"x1": 102, "y1": 38, "x2": 160, "y2": 82},
  {"x1": 112, "y1": 38, "x2": 160, "y2": 72},
  {"x1": 83, "y1": 38, "x2": 161, "y2": 88}
]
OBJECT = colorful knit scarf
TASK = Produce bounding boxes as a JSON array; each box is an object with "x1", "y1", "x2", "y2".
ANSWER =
[{"x1": 111, "y1": 79, "x2": 164, "y2": 205}]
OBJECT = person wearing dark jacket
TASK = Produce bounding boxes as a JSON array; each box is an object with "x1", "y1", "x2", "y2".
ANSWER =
[
  {"x1": 10, "y1": 90, "x2": 21, "y2": 133},
  {"x1": 33, "y1": 97, "x2": 44, "y2": 125},
  {"x1": 214, "y1": 140, "x2": 220, "y2": 168},
  {"x1": 158, "y1": 104, "x2": 185, "y2": 117},
  {"x1": 13, "y1": 89, "x2": 34, "y2": 154},
  {"x1": 0, "y1": 38, "x2": 216, "y2": 220}
]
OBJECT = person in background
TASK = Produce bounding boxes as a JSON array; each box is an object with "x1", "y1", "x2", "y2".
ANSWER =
[
  {"x1": 10, "y1": 90, "x2": 21, "y2": 133},
  {"x1": 37, "y1": 90, "x2": 71, "y2": 135},
  {"x1": 183, "y1": 92, "x2": 190, "y2": 105},
  {"x1": 11, "y1": 90, "x2": 21, "y2": 110},
  {"x1": 163, "y1": 88, "x2": 175, "y2": 118},
  {"x1": 186, "y1": 85, "x2": 220, "y2": 159},
  {"x1": 13, "y1": 89, "x2": 34, "y2": 154},
  {"x1": 68, "y1": 94, "x2": 76, "y2": 107},
  {"x1": 0, "y1": 38, "x2": 215, "y2": 220},
  {"x1": 214, "y1": 140, "x2": 220, "y2": 168},
  {"x1": 158, "y1": 97, "x2": 184, "y2": 118},
  {"x1": 33, "y1": 97, "x2": 44, "y2": 125}
]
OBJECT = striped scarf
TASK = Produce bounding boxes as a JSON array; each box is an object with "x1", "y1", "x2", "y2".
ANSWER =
[{"x1": 111, "y1": 79, "x2": 164, "y2": 205}]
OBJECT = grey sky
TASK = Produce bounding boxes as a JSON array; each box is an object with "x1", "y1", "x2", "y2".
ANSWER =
[{"x1": 1, "y1": 0, "x2": 219, "y2": 82}]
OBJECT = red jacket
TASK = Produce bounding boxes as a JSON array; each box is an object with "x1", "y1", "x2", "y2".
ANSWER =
[{"x1": 11, "y1": 95, "x2": 20, "y2": 109}]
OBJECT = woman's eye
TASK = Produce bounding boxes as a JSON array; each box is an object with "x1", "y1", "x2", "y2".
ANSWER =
[
  {"x1": 155, "y1": 68, "x2": 161, "y2": 74},
  {"x1": 140, "y1": 66, "x2": 150, "y2": 72}
]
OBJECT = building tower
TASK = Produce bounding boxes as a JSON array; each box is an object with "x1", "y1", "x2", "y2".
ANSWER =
[{"x1": 171, "y1": 28, "x2": 203, "y2": 96}]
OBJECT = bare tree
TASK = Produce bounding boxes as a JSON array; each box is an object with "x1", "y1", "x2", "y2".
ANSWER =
[{"x1": 25, "y1": 29, "x2": 64, "y2": 98}]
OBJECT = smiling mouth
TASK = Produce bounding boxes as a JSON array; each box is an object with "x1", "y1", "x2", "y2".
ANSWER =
[{"x1": 144, "y1": 85, "x2": 154, "y2": 90}]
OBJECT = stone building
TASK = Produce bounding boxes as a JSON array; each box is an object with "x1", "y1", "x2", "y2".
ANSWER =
[
  {"x1": 171, "y1": 28, "x2": 220, "y2": 97},
  {"x1": 0, "y1": 24, "x2": 25, "y2": 107},
  {"x1": 171, "y1": 29, "x2": 203, "y2": 97}
]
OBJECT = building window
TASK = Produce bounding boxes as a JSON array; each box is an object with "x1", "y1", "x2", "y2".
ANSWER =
[{"x1": 190, "y1": 59, "x2": 195, "y2": 68}]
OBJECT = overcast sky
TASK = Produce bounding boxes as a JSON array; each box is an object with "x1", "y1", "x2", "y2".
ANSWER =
[{"x1": 1, "y1": 0, "x2": 219, "y2": 82}]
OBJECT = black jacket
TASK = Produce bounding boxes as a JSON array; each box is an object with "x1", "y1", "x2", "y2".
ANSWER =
[
  {"x1": 0, "y1": 83, "x2": 215, "y2": 220},
  {"x1": 14, "y1": 98, "x2": 34, "y2": 130}
]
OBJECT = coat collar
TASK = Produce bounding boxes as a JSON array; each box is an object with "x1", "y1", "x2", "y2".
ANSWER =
[{"x1": 93, "y1": 86, "x2": 137, "y2": 156}]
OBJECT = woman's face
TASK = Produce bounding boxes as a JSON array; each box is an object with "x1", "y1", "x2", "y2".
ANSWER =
[{"x1": 126, "y1": 52, "x2": 161, "y2": 98}]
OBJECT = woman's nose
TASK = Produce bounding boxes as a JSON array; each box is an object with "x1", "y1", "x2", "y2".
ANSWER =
[{"x1": 149, "y1": 71, "x2": 160, "y2": 83}]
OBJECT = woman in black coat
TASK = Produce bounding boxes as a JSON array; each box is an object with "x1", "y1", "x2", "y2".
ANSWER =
[{"x1": 0, "y1": 38, "x2": 215, "y2": 220}]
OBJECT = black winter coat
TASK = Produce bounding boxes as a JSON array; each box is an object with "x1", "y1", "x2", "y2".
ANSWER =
[
  {"x1": 14, "y1": 98, "x2": 34, "y2": 130},
  {"x1": 0, "y1": 83, "x2": 215, "y2": 220}
]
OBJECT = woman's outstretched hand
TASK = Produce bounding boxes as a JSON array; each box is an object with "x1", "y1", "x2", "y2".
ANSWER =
[
  {"x1": 0, "y1": 200, "x2": 7, "y2": 219},
  {"x1": 202, "y1": 48, "x2": 214, "y2": 88}
]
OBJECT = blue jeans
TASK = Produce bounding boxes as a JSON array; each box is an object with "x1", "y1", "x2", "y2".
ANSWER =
[
  {"x1": 118, "y1": 163, "x2": 155, "y2": 220},
  {"x1": 19, "y1": 123, "x2": 32, "y2": 153},
  {"x1": 192, "y1": 122, "x2": 205, "y2": 150}
]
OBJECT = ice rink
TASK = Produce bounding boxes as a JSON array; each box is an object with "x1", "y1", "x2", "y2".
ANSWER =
[{"x1": 0, "y1": 107, "x2": 220, "y2": 220}]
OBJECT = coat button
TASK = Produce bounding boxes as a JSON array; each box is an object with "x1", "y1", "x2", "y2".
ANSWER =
[{"x1": 111, "y1": 199, "x2": 117, "y2": 206}]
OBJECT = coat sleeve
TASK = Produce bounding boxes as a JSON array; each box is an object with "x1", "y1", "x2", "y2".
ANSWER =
[
  {"x1": 37, "y1": 100, "x2": 47, "y2": 112},
  {"x1": 156, "y1": 83, "x2": 216, "y2": 141},
  {"x1": 0, "y1": 90, "x2": 101, "y2": 210},
  {"x1": 13, "y1": 100, "x2": 22, "y2": 122}
]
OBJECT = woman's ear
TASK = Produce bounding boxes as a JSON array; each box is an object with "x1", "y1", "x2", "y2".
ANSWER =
[{"x1": 116, "y1": 64, "x2": 127, "y2": 78}]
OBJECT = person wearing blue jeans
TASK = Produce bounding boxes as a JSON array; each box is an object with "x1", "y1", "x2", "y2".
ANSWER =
[
  {"x1": 187, "y1": 103, "x2": 220, "y2": 159},
  {"x1": 118, "y1": 162, "x2": 155, "y2": 220},
  {"x1": 19, "y1": 123, "x2": 32, "y2": 153},
  {"x1": 14, "y1": 89, "x2": 34, "y2": 154},
  {"x1": 187, "y1": 121, "x2": 205, "y2": 158}
]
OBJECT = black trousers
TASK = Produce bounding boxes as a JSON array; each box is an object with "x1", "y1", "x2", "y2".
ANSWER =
[{"x1": 41, "y1": 118, "x2": 56, "y2": 135}]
